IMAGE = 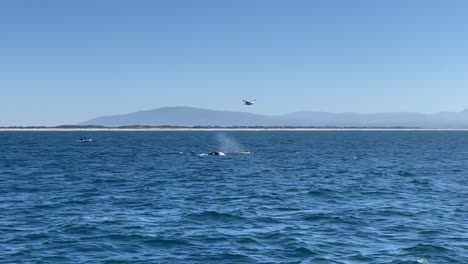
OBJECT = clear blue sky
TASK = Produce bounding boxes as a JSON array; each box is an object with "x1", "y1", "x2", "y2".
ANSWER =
[{"x1": 1, "y1": 0, "x2": 468, "y2": 126}]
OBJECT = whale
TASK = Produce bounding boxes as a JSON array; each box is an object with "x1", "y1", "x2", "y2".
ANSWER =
[{"x1": 208, "y1": 151, "x2": 226, "y2": 156}]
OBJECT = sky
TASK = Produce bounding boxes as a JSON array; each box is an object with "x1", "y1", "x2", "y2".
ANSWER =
[{"x1": 1, "y1": 0, "x2": 468, "y2": 126}]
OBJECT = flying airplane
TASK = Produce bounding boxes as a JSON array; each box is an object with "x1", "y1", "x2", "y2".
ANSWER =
[{"x1": 243, "y1": 100, "x2": 256, "y2": 106}]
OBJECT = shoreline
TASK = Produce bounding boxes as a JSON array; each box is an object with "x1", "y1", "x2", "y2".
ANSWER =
[{"x1": 1, "y1": 128, "x2": 468, "y2": 132}]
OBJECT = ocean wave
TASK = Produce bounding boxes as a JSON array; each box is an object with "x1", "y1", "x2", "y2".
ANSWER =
[
  {"x1": 184, "y1": 211, "x2": 248, "y2": 222},
  {"x1": 402, "y1": 243, "x2": 452, "y2": 254},
  {"x1": 2, "y1": 131, "x2": 467, "y2": 263}
]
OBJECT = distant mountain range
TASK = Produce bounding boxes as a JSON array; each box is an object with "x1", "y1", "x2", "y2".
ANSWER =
[{"x1": 81, "y1": 107, "x2": 468, "y2": 128}]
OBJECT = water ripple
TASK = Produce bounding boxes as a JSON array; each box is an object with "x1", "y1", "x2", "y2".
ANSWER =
[{"x1": 1, "y1": 131, "x2": 467, "y2": 263}]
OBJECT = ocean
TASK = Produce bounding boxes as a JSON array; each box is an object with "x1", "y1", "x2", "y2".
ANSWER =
[{"x1": 1, "y1": 131, "x2": 467, "y2": 263}]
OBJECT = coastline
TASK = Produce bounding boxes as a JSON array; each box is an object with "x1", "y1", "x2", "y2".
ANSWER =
[{"x1": 1, "y1": 128, "x2": 468, "y2": 132}]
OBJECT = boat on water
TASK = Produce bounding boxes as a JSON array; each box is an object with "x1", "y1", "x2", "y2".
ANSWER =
[{"x1": 76, "y1": 138, "x2": 93, "y2": 143}]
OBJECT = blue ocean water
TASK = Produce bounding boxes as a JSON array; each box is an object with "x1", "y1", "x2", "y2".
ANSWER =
[{"x1": 0, "y1": 131, "x2": 467, "y2": 263}]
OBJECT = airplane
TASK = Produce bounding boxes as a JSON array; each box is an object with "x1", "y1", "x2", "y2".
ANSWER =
[{"x1": 243, "y1": 100, "x2": 256, "y2": 106}]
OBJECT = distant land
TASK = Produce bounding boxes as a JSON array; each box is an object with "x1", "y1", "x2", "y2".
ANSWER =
[
  {"x1": 2, "y1": 107, "x2": 468, "y2": 130},
  {"x1": 78, "y1": 107, "x2": 468, "y2": 129}
]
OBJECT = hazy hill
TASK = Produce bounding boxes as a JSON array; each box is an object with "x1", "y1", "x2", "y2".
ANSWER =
[
  {"x1": 283, "y1": 110, "x2": 468, "y2": 128},
  {"x1": 81, "y1": 107, "x2": 468, "y2": 128},
  {"x1": 81, "y1": 107, "x2": 286, "y2": 127}
]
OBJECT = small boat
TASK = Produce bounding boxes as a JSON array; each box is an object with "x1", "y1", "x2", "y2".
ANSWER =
[{"x1": 76, "y1": 139, "x2": 93, "y2": 143}]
